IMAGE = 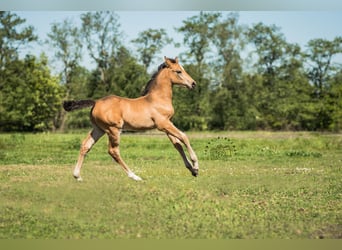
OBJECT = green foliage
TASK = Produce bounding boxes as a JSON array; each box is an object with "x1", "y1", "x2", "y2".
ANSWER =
[
  {"x1": 87, "y1": 46, "x2": 149, "y2": 99},
  {"x1": 46, "y1": 20, "x2": 85, "y2": 131},
  {"x1": 110, "y1": 46, "x2": 150, "y2": 98},
  {"x1": 132, "y1": 28, "x2": 172, "y2": 69},
  {"x1": 0, "y1": 55, "x2": 63, "y2": 131},
  {"x1": 47, "y1": 18, "x2": 83, "y2": 86},
  {"x1": 208, "y1": 13, "x2": 253, "y2": 130},
  {"x1": 1, "y1": 11, "x2": 342, "y2": 132},
  {"x1": 177, "y1": 11, "x2": 221, "y2": 66},
  {"x1": 328, "y1": 70, "x2": 342, "y2": 131},
  {"x1": 246, "y1": 23, "x2": 329, "y2": 130},
  {"x1": 305, "y1": 37, "x2": 342, "y2": 130},
  {"x1": 0, "y1": 11, "x2": 37, "y2": 70},
  {"x1": 80, "y1": 11, "x2": 122, "y2": 94},
  {"x1": 172, "y1": 64, "x2": 211, "y2": 130},
  {"x1": 306, "y1": 37, "x2": 342, "y2": 96},
  {"x1": 65, "y1": 109, "x2": 92, "y2": 129}
]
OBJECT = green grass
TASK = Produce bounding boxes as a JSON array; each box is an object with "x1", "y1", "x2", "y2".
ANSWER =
[{"x1": 0, "y1": 131, "x2": 341, "y2": 239}]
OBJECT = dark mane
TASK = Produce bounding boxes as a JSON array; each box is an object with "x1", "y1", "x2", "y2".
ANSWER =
[{"x1": 141, "y1": 62, "x2": 168, "y2": 96}]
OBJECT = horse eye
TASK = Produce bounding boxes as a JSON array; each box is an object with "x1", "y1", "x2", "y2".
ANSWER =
[{"x1": 175, "y1": 70, "x2": 182, "y2": 74}]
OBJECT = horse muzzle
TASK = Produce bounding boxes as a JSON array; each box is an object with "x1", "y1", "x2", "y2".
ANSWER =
[{"x1": 188, "y1": 81, "x2": 196, "y2": 90}]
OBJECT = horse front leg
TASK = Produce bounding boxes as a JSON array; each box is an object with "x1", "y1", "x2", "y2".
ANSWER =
[
  {"x1": 159, "y1": 121, "x2": 199, "y2": 176},
  {"x1": 167, "y1": 134, "x2": 198, "y2": 176}
]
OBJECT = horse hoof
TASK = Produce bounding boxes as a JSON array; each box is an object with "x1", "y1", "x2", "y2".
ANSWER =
[
  {"x1": 73, "y1": 175, "x2": 83, "y2": 182},
  {"x1": 128, "y1": 172, "x2": 143, "y2": 181},
  {"x1": 192, "y1": 169, "x2": 198, "y2": 177}
]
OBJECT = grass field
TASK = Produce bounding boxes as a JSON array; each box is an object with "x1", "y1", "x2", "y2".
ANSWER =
[{"x1": 0, "y1": 131, "x2": 341, "y2": 239}]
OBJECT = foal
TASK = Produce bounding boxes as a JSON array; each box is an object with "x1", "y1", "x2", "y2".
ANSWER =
[{"x1": 63, "y1": 57, "x2": 199, "y2": 181}]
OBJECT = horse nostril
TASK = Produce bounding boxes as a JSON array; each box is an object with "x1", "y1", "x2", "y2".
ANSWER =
[{"x1": 192, "y1": 82, "x2": 196, "y2": 88}]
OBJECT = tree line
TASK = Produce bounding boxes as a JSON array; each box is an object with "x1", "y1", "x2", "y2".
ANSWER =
[{"x1": 0, "y1": 11, "x2": 341, "y2": 132}]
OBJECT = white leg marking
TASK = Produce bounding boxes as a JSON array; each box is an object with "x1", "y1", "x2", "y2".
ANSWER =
[
  {"x1": 73, "y1": 168, "x2": 83, "y2": 181},
  {"x1": 128, "y1": 171, "x2": 142, "y2": 181}
]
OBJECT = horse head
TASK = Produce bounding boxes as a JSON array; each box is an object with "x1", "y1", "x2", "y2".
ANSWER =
[{"x1": 163, "y1": 56, "x2": 197, "y2": 90}]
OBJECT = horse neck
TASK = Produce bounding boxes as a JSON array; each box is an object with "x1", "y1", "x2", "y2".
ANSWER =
[{"x1": 148, "y1": 70, "x2": 173, "y2": 102}]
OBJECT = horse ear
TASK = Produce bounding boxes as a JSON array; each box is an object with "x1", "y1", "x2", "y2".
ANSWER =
[
  {"x1": 164, "y1": 56, "x2": 171, "y2": 67},
  {"x1": 175, "y1": 57, "x2": 179, "y2": 63}
]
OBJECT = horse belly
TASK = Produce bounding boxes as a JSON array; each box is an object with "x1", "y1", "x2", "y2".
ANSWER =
[{"x1": 122, "y1": 109, "x2": 156, "y2": 131}]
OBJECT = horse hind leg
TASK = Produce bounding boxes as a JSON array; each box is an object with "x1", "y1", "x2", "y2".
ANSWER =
[
  {"x1": 73, "y1": 126, "x2": 104, "y2": 181},
  {"x1": 107, "y1": 127, "x2": 142, "y2": 181}
]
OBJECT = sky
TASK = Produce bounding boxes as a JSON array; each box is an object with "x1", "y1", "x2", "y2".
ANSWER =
[{"x1": 14, "y1": 11, "x2": 342, "y2": 72}]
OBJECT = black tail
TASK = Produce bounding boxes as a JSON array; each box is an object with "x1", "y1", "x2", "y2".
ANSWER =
[{"x1": 63, "y1": 100, "x2": 95, "y2": 112}]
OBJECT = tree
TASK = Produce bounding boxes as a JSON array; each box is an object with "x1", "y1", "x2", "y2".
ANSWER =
[
  {"x1": 47, "y1": 19, "x2": 83, "y2": 91},
  {"x1": 47, "y1": 18, "x2": 83, "y2": 130},
  {"x1": 81, "y1": 11, "x2": 122, "y2": 94},
  {"x1": 278, "y1": 43, "x2": 318, "y2": 130},
  {"x1": 247, "y1": 23, "x2": 316, "y2": 130},
  {"x1": 327, "y1": 69, "x2": 342, "y2": 131},
  {"x1": 172, "y1": 64, "x2": 211, "y2": 130},
  {"x1": 305, "y1": 37, "x2": 342, "y2": 130},
  {"x1": 305, "y1": 37, "x2": 342, "y2": 98},
  {"x1": 0, "y1": 55, "x2": 63, "y2": 131},
  {"x1": 248, "y1": 23, "x2": 291, "y2": 129},
  {"x1": 208, "y1": 13, "x2": 253, "y2": 130},
  {"x1": 247, "y1": 23, "x2": 288, "y2": 82},
  {"x1": 177, "y1": 11, "x2": 220, "y2": 68},
  {"x1": 108, "y1": 46, "x2": 149, "y2": 98},
  {"x1": 0, "y1": 12, "x2": 62, "y2": 132},
  {"x1": 174, "y1": 12, "x2": 220, "y2": 130},
  {"x1": 0, "y1": 11, "x2": 37, "y2": 84},
  {"x1": 131, "y1": 28, "x2": 172, "y2": 70},
  {"x1": 57, "y1": 65, "x2": 91, "y2": 130}
]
